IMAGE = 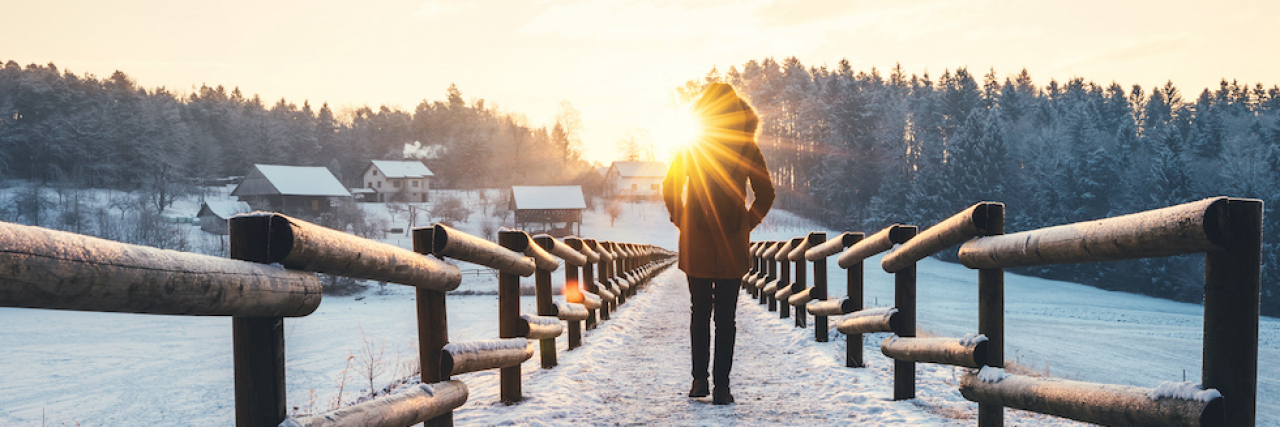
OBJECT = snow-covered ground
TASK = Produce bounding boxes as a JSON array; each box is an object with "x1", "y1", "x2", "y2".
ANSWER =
[{"x1": 1, "y1": 189, "x2": 1277, "y2": 425}]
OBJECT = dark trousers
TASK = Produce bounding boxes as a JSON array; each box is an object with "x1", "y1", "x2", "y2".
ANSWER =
[{"x1": 688, "y1": 276, "x2": 741, "y2": 385}]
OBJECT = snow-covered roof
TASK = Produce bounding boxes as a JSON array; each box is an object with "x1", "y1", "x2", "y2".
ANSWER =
[
  {"x1": 609, "y1": 161, "x2": 667, "y2": 178},
  {"x1": 231, "y1": 164, "x2": 351, "y2": 197},
  {"x1": 511, "y1": 186, "x2": 587, "y2": 210},
  {"x1": 370, "y1": 160, "x2": 434, "y2": 178},
  {"x1": 198, "y1": 201, "x2": 252, "y2": 220}
]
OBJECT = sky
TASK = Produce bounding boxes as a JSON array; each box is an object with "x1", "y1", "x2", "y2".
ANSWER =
[{"x1": 4, "y1": 0, "x2": 1278, "y2": 164}]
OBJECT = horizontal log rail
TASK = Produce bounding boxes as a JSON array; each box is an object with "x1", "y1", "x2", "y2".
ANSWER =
[
  {"x1": 441, "y1": 338, "x2": 535, "y2": 376},
  {"x1": 882, "y1": 202, "x2": 1002, "y2": 273},
  {"x1": 280, "y1": 380, "x2": 469, "y2": 427},
  {"x1": 837, "y1": 225, "x2": 912, "y2": 269},
  {"x1": 958, "y1": 197, "x2": 1229, "y2": 269},
  {"x1": 806, "y1": 297, "x2": 857, "y2": 317},
  {"x1": 0, "y1": 221, "x2": 321, "y2": 317},
  {"x1": 960, "y1": 369, "x2": 1224, "y2": 427},
  {"x1": 881, "y1": 335, "x2": 989, "y2": 369},
  {"x1": 232, "y1": 213, "x2": 462, "y2": 291},
  {"x1": 517, "y1": 314, "x2": 565, "y2": 340},
  {"x1": 836, "y1": 307, "x2": 900, "y2": 335},
  {"x1": 552, "y1": 302, "x2": 589, "y2": 321},
  {"x1": 806, "y1": 232, "x2": 860, "y2": 261},
  {"x1": 432, "y1": 224, "x2": 536, "y2": 276}
]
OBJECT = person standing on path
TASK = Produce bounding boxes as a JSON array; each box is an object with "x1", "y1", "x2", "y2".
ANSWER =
[{"x1": 663, "y1": 83, "x2": 775, "y2": 405}]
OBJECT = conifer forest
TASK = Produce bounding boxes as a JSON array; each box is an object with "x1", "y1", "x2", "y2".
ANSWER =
[{"x1": 687, "y1": 57, "x2": 1280, "y2": 316}]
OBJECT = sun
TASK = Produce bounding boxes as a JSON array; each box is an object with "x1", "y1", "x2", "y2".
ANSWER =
[{"x1": 647, "y1": 105, "x2": 703, "y2": 162}]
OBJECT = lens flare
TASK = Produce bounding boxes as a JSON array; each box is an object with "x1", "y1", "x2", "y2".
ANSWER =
[{"x1": 648, "y1": 105, "x2": 702, "y2": 161}]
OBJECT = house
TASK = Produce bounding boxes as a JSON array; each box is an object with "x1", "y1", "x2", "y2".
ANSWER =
[
  {"x1": 361, "y1": 160, "x2": 434, "y2": 203},
  {"x1": 196, "y1": 200, "x2": 252, "y2": 235},
  {"x1": 509, "y1": 185, "x2": 587, "y2": 237},
  {"x1": 605, "y1": 161, "x2": 667, "y2": 199},
  {"x1": 230, "y1": 164, "x2": 351, "y2": 215}
]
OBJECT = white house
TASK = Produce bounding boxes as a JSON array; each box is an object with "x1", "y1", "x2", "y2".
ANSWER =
[
  {"x1": 605, "y1": 161, "x2": 667, "y2": 199},
  {"x1": 362, "y1": 160, "x2": 434, "y2": 203}
]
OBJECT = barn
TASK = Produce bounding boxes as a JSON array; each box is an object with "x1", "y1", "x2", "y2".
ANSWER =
[
  {"x1": 509, "y1": 185, "x2": 587, "y2": 237},
  {"x1": 196, "y1": 201, "x2": 252, "y2": 235},
  {"x1": 230, "y1": 164, "x2": 351, "y2": 216}
]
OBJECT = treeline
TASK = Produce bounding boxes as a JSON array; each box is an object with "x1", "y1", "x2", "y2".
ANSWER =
[
  {"x1": 0, "y1": 61, "x2": 593, "y2": 203},
  {"x1": 687, "y1": 58, "x2": 1280, "y2": 315}
]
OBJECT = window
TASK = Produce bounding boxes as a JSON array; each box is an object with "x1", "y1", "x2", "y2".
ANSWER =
[
  {"x1": 367, "y1": 182, "x2": 373, "y2": 188},
  {"x1": 632, "y1": 184, "x2": 638, "y2": 190},
  {"x1": 651, "y1": 184, "x2": 659, "y2": 190},
  {"x1": 311, "y1": 200, "x2": 319, "y2": 211},
  {"x1": 377, "y1": 181, "x2": 382, "y2": 188},
  {"x1": 373, "y1": 170, "x2": 378, "y2": 176},
  {"x1": 394, "y1": 180, "x2": 401, "y2": 188},
  {"x1": 412, "y1": 180, "x2": 419, "y2": 187}
]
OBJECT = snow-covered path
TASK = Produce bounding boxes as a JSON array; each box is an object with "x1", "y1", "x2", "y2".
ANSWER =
[{"x1": 452, "y1": 265, "x2": 954, "y2": 426}]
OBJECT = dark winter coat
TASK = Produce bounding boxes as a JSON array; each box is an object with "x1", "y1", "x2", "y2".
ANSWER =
[{"x1": 663, "y1": 84, "x2": 775, "y2": 279}]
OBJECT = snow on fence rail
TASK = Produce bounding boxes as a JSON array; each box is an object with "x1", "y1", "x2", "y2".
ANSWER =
[
  {"x1": 0, "y1": 212, "x2": 675, "y2": 427},
  {"x1": 747, "y1": 196, "x2": 1260, "y2": 427}
]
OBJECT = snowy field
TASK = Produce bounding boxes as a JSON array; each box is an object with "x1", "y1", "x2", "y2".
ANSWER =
[{"x1": 1, "y1": 189, "x2": 1277, "y2": 425}]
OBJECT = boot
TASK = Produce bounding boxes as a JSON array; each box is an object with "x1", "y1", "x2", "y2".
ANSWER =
[
  {"x1": 712, "y1": 386, "x2": 734, "y2": 405},
  {"x1": 688, "y1": 378, "x2": 710, "y2": 398}
]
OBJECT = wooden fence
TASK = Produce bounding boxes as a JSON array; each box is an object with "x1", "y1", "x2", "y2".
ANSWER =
[
  {"x1": 0, "y1": 213, "x2": 675, "y2": 427},
  {"x1": 747, "y1": 196, "x2": 1261, "y2": 427}
]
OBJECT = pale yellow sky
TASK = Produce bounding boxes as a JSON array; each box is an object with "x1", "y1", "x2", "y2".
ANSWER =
[{"x1": 4, "y1": 0, "x2": 1277, "y2": 164}]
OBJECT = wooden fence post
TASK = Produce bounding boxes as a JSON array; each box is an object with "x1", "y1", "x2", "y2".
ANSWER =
[
  {"x1": 845, "y1": 233, "x2": 865, "y2": 367},
  {"x1": 583, "y1": 259, "x2": 598, "y2": 329},
  {"x1": 811, "y1": 233, "x2": 828, "y2": 342},
  {"x1": 766, "y1": 252, "x2": 778, "y2": 311},
  {"x1": 497, "y1": 231, "x2": 524, "y2": 404},
  {"x1": 1204, "y1": 199, "x2": 1262, "y2": 427},
  {"x1": 894, "y1": 225, "x2": 918, "y2": 401},
  {"x1": 778, "y1": 254, "x2": 791, "y2": 319},
  {"x1": 412, "y1": 227, "x2": 453, "y2": 427},
  {"x1": 977, "y1": 205, "x2": 1005, "y2": 427},
  {"x1": 229, "y1": 215, "x2": 287, "y2": 427},
  {"x1": 565, "y1": 262, "x2": 582, "y2": 349},
  {"x1": 535, "y1": 263, "x2": 556, "y2": 369},
  {"x1": 793, "y1": 251, "x2": 807, "y2": 328}
]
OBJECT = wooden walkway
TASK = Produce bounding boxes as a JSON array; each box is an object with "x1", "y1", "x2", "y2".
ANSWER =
[{"x1": 449, "y1": 267, "x2": 958, "y2": 426}]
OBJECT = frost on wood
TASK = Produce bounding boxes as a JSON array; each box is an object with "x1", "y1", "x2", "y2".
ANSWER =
[
  {"x1": 958, "y1": 197, "x2": 1228, "y2": 269},
  {"x1": 234, "y1": 213, "x2": 461, "y2": 291},
  {"x1": 960, "y1": 370, "x2": 1223, "y2": 427},
  {"x1": 279, "y1": 380, "x2": 468, "y2": 427},
  {"x1": 1148, "y1": 381, "x2": 1222, "y2": 402},
  {"x1": 959, "y1": 333, "x2": 988, "y2": 346},
  {"x1": 0, "y1": 221, "x2": 321, "y2": 317},
  {"x1": 441, "y1": 338, "x2": 533, "y2": 376},
  {"x1": 881, "y1": 336, "x2": 988, "y2": 368},
  {"x1": 837, "y1": 226, "x2": 899, "y2": 268},
  {"x1": 978, "y1": 366, "x2": 1009, "y2": 383}
]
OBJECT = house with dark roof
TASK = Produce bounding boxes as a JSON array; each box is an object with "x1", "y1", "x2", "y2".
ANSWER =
[
  {"x1": 361, "y1": 160, "x2": 434, "y2": 202},
  {"x1": 230, "y1": 164, "x2": 351, "y2": 215},
  {"x1": 509, "y1": 185, "x2": 586, "y2": 237},
  {"x1": 605, "y1": 161, "x2": 667, "y2": 199}
]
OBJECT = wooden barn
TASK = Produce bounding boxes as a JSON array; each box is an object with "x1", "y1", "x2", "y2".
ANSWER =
[
  {"x1": 231, "y1": 164, "x2": 351, "y2": 216},
  {"x1": 509, "y1": 185, "x2": 587, "y2": 237},
  {"x1": 196, "y1": 201, "x2": 252, "y2": 235}
]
